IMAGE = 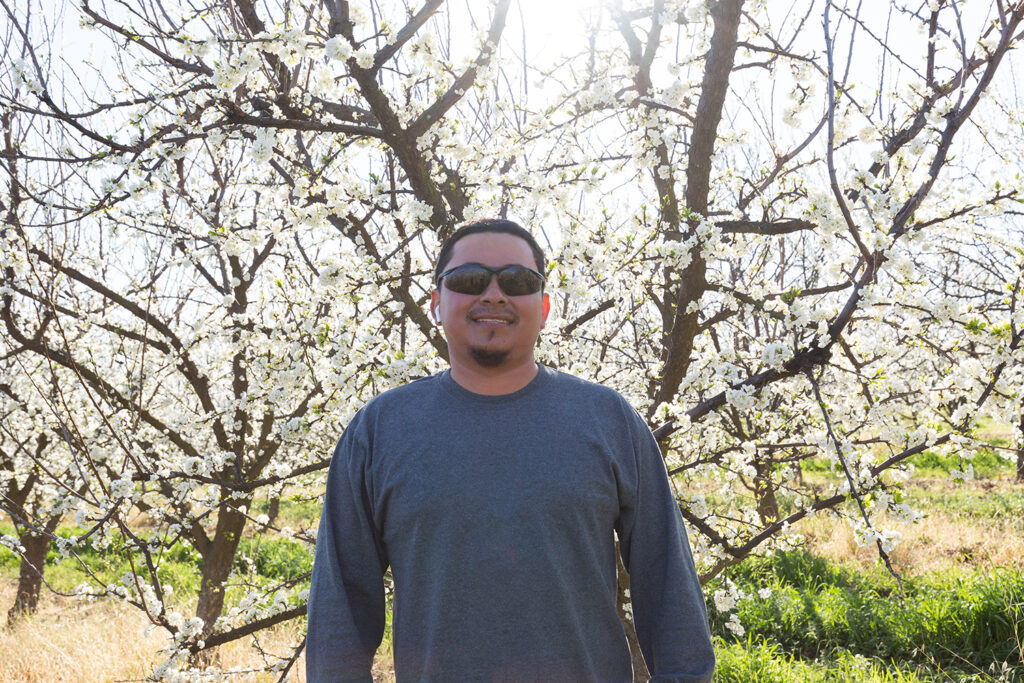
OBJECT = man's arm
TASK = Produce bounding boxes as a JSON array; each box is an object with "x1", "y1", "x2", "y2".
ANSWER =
[
  {"x1": 617, "y1": 405, "x2": 716, "y2": 683},
  {"x1": 307, "y1": 421, "x2": 388, "y2": 682}
]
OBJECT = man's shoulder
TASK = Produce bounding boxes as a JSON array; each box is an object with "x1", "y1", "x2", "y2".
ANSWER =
[
  {"x1": 544, "y1": 366, "x2": 639, "y2": 412},
  {"x1": 546, "y1": 366, "x2": 615, "y2": 393},
  {"x1": 542, "y1": 368, "x2": 656, "y2": 450},
  {"x1": 361, "y1": 371, "x2": 444, "y2": 414}
]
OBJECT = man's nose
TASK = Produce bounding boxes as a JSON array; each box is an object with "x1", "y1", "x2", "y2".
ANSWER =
[{"x1": 480, "y1": 274, "x2": 507, "y2": 302}]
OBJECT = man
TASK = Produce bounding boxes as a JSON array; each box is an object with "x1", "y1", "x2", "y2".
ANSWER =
[{"x1": 307, "y1": 219, "x2": 715, "y2": 682}]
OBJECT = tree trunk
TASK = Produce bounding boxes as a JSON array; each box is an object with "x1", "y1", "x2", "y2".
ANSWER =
[
  {"x1": 196, "y1": 505, "x2": 248, "y2": 637},
  {"x1": 755, "y1": 459, "x2": 780, "y2": 525},
  {"x1": 615, "y1": 542, "x2": 650, "y2": 682},
  {"x1": 7, "y1": 531, "x2": 49, "y2": 625},
  {"x1": 266, "y1": 495, "x2": 281, "y2": 528},
  {"x1": 1016, "y1": 415, "x2": 1023, "y2": 483}
]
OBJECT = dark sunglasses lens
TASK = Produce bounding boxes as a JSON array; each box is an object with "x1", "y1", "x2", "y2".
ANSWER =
[
  {"x1": 497, "y1": 267, "x2": 543, "y2": 295},
  {"x1": 442, "y1": 264, "x2": 544, "y2": 295},
  {"x1": 443, "y1": 265, "x2": 491, "y2": 294}
]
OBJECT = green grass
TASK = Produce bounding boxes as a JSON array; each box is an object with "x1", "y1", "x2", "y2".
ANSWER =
[
  {"x1": 906, "y1": 486, "x2": 1024, "y2": 524},
  {"x1": 250, "y1": 494, "x2": 323, "y2": 528},
  {"x1": 710, "y1": 550, "x2": 1024, "y2": 678},
  {"x1": 800, "y1": 446, "x2": 1014, "y2": 480},
  {"x1": 0, "y1": 524, "x2": 201, "y2": 595},
  {"x1": 0, "y1": 522, "x2": 311, "y2": 600},
  {"x1": 905, "y1": 447, "x2": 1013, "y2": 479},
  {"x1": 233, "y1": 534, "x2": 313, "y2": 582},
  {"x1": 713, "y1": 637, "x2": 962, "y2": 682}
]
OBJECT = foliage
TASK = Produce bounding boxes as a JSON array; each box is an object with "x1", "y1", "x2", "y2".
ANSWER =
[
  {"x1": 233, "y1": 534, "x2": 312, "y2": 583},
  {"x1": 802, "y1": 445, "x2": 1013, "y2": 478}
]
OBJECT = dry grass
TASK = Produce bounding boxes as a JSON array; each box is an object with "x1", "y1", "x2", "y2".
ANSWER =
[
  {"x1": 0, "y1": 584, "x2": 307, "y2": 682},
  {"x1": 0, "y1": 582, "x2": 400, "y2": 682},
  {"x1": 371, "y1": 657, "x2": 396, "y2": 682},
  {"x1": 802, "y1": 478, "x2": 1024, "y2": 575},
  {"x1": 0, "y1": 584, "x2": 164, "y2": 682},
  {"x1": 803, "y1": 510, "x2": 1024, "y2": 574}
]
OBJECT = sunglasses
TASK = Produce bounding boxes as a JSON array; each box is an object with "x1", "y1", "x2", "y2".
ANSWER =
[{"x1": 436, "y1": 263, "x2": 546, "y2": 296}]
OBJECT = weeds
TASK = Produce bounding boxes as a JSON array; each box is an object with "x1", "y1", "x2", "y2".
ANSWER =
[
  {"x1": 713, "y1": 637, "x2": 947, "y2": 682},
  {"x1": 710, "y1": 550, "x2": 1024, "y2": 678}
]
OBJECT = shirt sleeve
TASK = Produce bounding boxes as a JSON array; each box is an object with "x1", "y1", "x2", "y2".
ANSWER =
[
  {"x1": 306, "y1": 414, "x2": 389, "y2": 682},
  {"x1": 616, "y1": 404, "x2": 716, "y2": 683}
]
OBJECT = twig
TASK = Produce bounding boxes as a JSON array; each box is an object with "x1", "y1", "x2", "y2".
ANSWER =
[
  {"x1": 805, "y1": 368, "x2": 905, "y2": 603},
  {"x1": 275, "y1": 638, "x2": 305, "y2": 682}
]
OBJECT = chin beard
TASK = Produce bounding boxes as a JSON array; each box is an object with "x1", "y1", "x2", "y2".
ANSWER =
[{"x1": 469, "y1": 347, "x2": 509, "y2": 368}]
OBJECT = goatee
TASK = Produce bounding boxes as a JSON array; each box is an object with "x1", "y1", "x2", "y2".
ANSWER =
[{"x1": 469, "y1": 347, "x2": 509, "y2": 367}]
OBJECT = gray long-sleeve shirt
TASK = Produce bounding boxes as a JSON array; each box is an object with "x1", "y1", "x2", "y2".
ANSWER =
[{"x1": 307, "y1": 365, "x2": 715, "y2": 682}]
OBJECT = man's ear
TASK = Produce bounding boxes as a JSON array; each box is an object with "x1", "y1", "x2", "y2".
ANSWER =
[
  {"x1": 430, "y1": 290, "x2": 441, "y2": 324},
  {"x1": 540, "y1": 292, "x2": 551, "y2": 328}
]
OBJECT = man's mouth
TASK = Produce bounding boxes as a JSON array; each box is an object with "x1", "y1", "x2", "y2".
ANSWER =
[{"x1": 470, "y1": 312, "x2": 516, "y2": 326}]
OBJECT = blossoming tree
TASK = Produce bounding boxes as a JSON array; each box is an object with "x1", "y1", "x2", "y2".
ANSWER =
[{"x1": 2, "y1": 0, "x2": 1022, "y2": 677}]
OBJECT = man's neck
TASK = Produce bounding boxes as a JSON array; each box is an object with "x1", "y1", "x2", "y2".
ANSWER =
[{"x1": 448, "y1": 358, "x2": 540, "y2": 396}]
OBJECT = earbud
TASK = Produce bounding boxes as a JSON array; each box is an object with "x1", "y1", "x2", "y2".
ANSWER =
[{"x1": 433, "y1": 310, "x2": 442, "y2": 324}]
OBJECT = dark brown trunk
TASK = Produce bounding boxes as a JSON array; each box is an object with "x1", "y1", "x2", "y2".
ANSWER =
[
  {"x1": 653, "y1": 0, "x2": 744, "y2": 409},
  {"x1": 755, "y1": 459, "x2": 779, "y2": 525},
  {"x1": 195, "y1": 505, "x2": 248, "y2": 635},
  {"x1": 756, "y1": 487, "x2": 779, "y2": 525},
  {"x1": 615, "y1": 542, "x2": 650, "y2": 682},
  {"x1": 266, "y1": 495, "x2": 281, "y2": 527},
  {"x1": 1016, "y1": 415, "x2": 1023, "y2": 483},
  {"x1": 7, "y1": 531, "x2": 49, "y2": 624}
]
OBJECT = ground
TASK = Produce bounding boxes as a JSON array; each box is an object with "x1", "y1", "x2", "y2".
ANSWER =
[{"x1": 1, "y1": 471, "x2": 1021, "y2": 681}]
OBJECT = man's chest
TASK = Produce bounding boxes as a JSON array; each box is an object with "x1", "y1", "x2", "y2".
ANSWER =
[{"x1": 364, "y1": 420, "x2": 626, "y2": 557}]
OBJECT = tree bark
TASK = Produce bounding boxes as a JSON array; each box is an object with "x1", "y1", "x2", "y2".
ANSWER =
[
  {"x1": 195, "y1": 505, "x2": 248, "y2": 639},
  {"x1": 266, "y1": 495, "x2": 281, "y2": 528},
  {"x1": 1016, "y1": 414, "x2": 1023, "y2": 483},
  {"x1": 654, "y1": 0, "x2": 744, "y2": 409},
  {"x1": 615, "y1": 542, "x2": 650, "y2": 682},
  {"x1": 755, "y1": 459, "x2": 780, "y2": 525},
  {"x1": 7, "y1": 531, "x2": 49, "y2": 625}
]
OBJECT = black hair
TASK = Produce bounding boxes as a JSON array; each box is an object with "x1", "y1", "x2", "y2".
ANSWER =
[{"x1": 434, "y1": 219, "x2": 547, "y2": 284}]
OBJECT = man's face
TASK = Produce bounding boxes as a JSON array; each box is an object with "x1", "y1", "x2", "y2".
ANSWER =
[{"x1": 430, "y1": 232, "x2": 550, "y2": 371}]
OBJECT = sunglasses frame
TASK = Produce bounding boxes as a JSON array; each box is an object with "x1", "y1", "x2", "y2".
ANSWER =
[{"x1": 436, "y1": 262, "x2": 547, "y2": 296}]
